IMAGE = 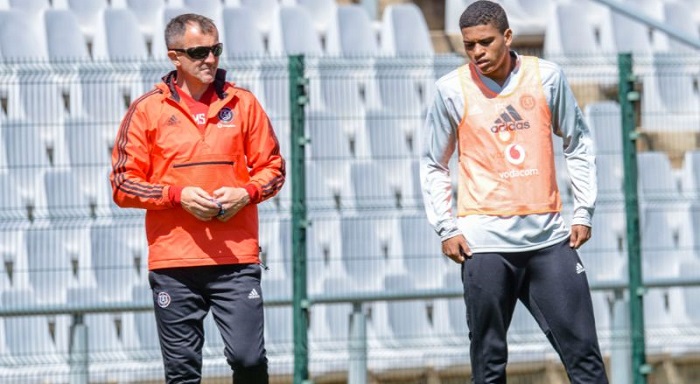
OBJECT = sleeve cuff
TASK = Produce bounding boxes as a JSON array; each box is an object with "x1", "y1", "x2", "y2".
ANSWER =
[
  {"x1": 571, "y1": 207, "x2": 593, "y2": 227},
  {"x1": 168, "y1": 185, "x2": 183, "y2": 206},
  {"x1": 244, "y1": 183, "x2": 261, "y2": 204}
]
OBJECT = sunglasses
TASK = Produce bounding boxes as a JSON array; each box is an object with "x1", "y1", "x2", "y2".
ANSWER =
[{"x1": 169, "y1": 43, "x2": 223, "y2": 60}]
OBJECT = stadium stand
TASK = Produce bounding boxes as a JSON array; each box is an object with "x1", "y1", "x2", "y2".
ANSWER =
[{"x1": 0, "y1": 1, "x2": 699, "y2": 382}]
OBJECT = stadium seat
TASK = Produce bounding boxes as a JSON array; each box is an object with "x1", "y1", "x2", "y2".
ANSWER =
[
  {"x1": 306, "y1": 160, "x2": 353, "y2": 211},
  {"x1": 0, "y1": 227, "x2": 31, "y2": 292},
  {"x1": 92, "y1": 8, "x2": 149, "y2": 62},
  {"x1": 339, "y1": 214, "x2": 396, "y2": 290},
  {"x1": 607, "y1": 5, "x2": 655, "y2": 55},
  {"x1": 585, "y1": 101, "x2": 623, "y2": 157},
  {"x1": 595, "y1": 153, "x2": 625, "y2": 205},
  {"x1": 316, "y1": 58, "x2": 382, "y2": 118},
  {"x1": 640, "y1": 53, "x2": 700, "y2": 131},
  {"x1": 260, "y1": 275, "x2": 293, "y2": 357},
  {"x1": 43, "y1": 168, "x2": 105, "y2": 222},
  {"x1": 45, "y1": 9, "x2": 91, "y2": 62},
  {"x1": 619, "y1": 0, "x2": 671, "y2": 52},
  {"x1": 578, "y1": 210, "x2": 627, "y2": 284},
  {"x1": 366, "y1": 272, "x2": 438, "y2": 371},
  {"x1": 296, "y1": 0, "x2": 338, "y2": 45},
  {"x1": 305, "y1": 211, "x2": 345, "y2": 293},
  {"x1": 586, "y1": 102, "x2": 624, "y2": 203},
  {"x1": 77, "y1": 63, "x2": 136, "y2": 122},
  {"x1": 63, "y1": 116, "x2": 113, "y2": 194},
  {"x1": 222, "y1": 6, "x2": 266, "y2": 57},
  {"x1": 307, "y1": 276, "x2": 354, "y2": 374},
  {"x1": 640, "y1": 206, "x2": 693, "y2": 280},
  {"x1": 89, "y1": 222, "x2": 144, "y2": 301},
  {"x1": 349, "y1": 161, "x2": 400, "y2": 210},
  {"x1": 2, "y1": 119, "x2": 51, "y2": 217},
  {"x1": 543, "y1": 2, "x2": 616, "y2": 69},
  {"x1": 240, "y1": 0, "x2": 281, "y2": 41},
  {"x1": 257, "y1": 58, "x2": 290, "y2": 118},
  {"x1": 122, "y1": 284, "x2": 163, "y2": 361},
  {"x1": 0, "y1": 173, "x2": 33, "y2": 223},
  {"x1": 681, "y1": 151, "x2": 700, "y2": 197},
  {"x1": 326, "y1": 4, "x2": 379, "y2": 57},
  {"x1": 376, "y1": 4, "x2": 436, "y2": 115},
  {"x1": 53, "y1": 0, "x2": 109, "y2": 43},
  {"x1": 679, "y1": 259, "x2": 700, "y2": 323},
  {"x1": 364, "y1": 110, "x2": 414, "y2": 159},
  {"x1": 380, "y1": 3, "x2": 432, "y2": 57},
  {"x1": 374, "y1": 55, "x2": 435, "y2": 116},
  {"x1": 268, "y1": 5, "x2": 323, "y2": 56},
  {"x1": 258, "y1": 214, "x2": 291, "y2": 277},
  {"x1": 0, "y1": 12, "x2": 73, "y2": 128},
  {"x1": 636, "y1": 151, "x2": 683, "y2": 209},
  {"x1": 76, "y1": 312, "x2": 141, "y2": 382},
  {"x1": 307, "y1": 110, "x2": 355, "y2": 160},
  {"x1": 643, "y1": 287, "x2": 690, "y2": 354},
  {"x1": 426, "y1": 268, "x2": 469, "y2": 368},
  {"x1": 111, "y1": 0, "x2": 165, "y2": 47},
  {"x1": 1, "y1": 290, "x2": 71, "y2": 372},
  {"x1": 25, "y1": 226, "x2": 93, "y2": 304},
  {"x1": 397, "y1": 213, "x2": 447, "y2": 288}
]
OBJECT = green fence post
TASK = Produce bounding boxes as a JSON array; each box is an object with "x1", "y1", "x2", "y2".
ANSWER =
[
  {"x1": 618, "y1": 52, "x2": 649, "y2": 384},
  {"x1": 289, "y1": 55, "x2": 310, "y2": 384}
]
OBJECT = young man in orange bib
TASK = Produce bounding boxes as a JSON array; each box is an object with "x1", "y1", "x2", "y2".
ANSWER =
[{"x1": 420, "y1": 1, "x2": 608, "y2": 382}]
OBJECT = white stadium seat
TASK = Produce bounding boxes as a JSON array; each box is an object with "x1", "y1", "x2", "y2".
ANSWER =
[{"x1": 92, "y1": 8, "x2": 149, "y2": 62}]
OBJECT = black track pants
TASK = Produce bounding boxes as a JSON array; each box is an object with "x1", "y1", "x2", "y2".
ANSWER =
[
  {"x1": 149, "y1": 264, "x2": 268, "y2": 384},
  {"x1": 462, "y1": 239, "x2": 608, "y2": 384}
]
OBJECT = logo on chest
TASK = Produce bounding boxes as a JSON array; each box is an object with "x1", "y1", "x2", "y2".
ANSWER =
[
  {"x1": 217, "y1": 107, "x2": 236, "y2": 128},
  {"x1": 490, "y1": 105, "x2": 530, "y2": 134}
]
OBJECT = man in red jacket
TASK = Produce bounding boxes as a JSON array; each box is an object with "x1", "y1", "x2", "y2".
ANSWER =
[{"x1": 110, "y1": 13, "x2": 285, "y2": 383}]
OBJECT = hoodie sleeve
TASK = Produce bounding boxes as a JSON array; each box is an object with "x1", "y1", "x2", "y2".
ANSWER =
[
  {"x1": 110, "y1": 95, "x2": 175, "y2": 210},
  {"x1": 420, "y1": 85, "x2": 462, "y2": 241},
  {"x1": 546, "y1": 63, "x2": 597, "y2": 226},
  {"x1": 242, "y1": 93, "x2": 286, "y2": 204}
]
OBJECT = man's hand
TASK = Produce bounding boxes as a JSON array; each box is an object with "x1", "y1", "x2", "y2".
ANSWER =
[
  {"x1": 442, "y1": 235, "x2": 472, "y2": 264},
  {"x1": 570, "y1": 224, "x2": 592, "y2": 249},
  {"x1": 180, "y1": 187, "x2": 221, "y2": 221},
  {"x1": 212, "y1": 187, "x2": 251, "y2": 222}
]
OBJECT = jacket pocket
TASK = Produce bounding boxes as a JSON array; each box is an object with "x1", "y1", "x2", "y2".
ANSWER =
[{"x1": 171, "y1": 155, "x2": 245, "y2": 193}]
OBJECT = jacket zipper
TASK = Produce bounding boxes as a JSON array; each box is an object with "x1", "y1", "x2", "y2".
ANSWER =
[{"x1": 173, "y1": 161, "x2": 234, "y2": 168}]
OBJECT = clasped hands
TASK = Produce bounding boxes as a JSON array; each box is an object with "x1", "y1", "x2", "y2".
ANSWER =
[{"x1": 180, "y1": 186, "x2": 250, "y2": 222}]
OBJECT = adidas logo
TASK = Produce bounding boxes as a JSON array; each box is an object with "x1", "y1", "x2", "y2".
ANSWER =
[
  {"x1": 490, "y1": 105, "x2": 530, "y2": 133},
  {"x1": 166, "y1": 114, "x2": 180, "y2": 126},
  {"x1": 248, "y1": 289, "x2": 260, "y2": 300},
  {"x1": 576, "y1": 262, "x2": 585, "y2": 275}
]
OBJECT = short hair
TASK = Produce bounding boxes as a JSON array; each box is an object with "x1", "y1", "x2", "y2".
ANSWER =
[
  {"x1": 458, "y1": 0, "x2": 510, "y2": 33},
  {"x1": 165, "y1": 13, "x2": 218, "y2": 49}
]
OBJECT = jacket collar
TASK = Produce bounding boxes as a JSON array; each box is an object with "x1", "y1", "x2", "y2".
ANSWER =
[{"x1": 160, "y1": 68, "x2": 229, "y2": 102}]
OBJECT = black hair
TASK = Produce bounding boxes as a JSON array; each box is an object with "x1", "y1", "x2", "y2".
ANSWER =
[{"x1": 458, "y1": 0, "x2": 510, "y2": 33}]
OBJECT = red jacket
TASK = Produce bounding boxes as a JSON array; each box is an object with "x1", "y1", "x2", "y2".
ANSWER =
[{"x1": 111, "y1": 69, "x2": 285, "y2": 270}]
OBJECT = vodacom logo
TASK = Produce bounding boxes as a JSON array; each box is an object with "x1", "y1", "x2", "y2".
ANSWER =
[{"x1": 505, "y1": 144, "x2": 525, "y2": 165}]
